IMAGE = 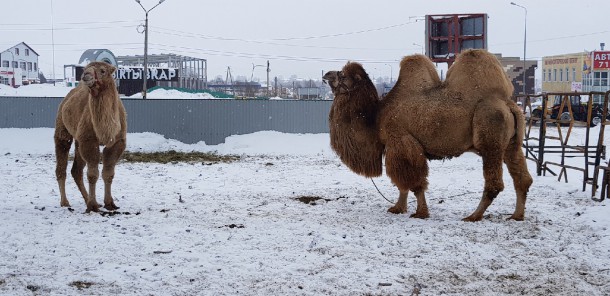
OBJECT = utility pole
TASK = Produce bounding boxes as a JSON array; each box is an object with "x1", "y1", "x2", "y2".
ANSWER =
[
  {"x1": 266, "y1": 60, "x2": 270, "y2": 96},
  {"x1": 136, "y1": 0, "x2": 165, "y2": 99},
  {"x1": 511, "y1": 2, "x2": 527, "y2": 96},
  {"x1": 51, "y1": 0, "x2": 56, "y2": 85}
]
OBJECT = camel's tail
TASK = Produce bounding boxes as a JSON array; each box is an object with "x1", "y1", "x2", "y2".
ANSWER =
[{"x1": 508, "y1": 100, "x2": 526, "y2": 144}]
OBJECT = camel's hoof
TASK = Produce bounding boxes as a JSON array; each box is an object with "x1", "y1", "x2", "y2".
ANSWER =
[
  {"x1": 60, "y1": 201, "x2": 71, "y2": 207},
  {"x1": 104, "y1": 203, "x2": 120, "y2": 211},
  {"x1": 410, "y1": 212, "x2": 430, "y2": 219},
  {"x1": 462, "y1": 215, "x2": 483, "y2": 222},
  {"x1": 387, "y1": 206, "x2": 406, "y2": 214},
  {"x1": 508, "y1": 214, "x2": 524, "y2": 221},
  {"x1": 85, "y1": 204, "x2": 101, "y2": 213}
]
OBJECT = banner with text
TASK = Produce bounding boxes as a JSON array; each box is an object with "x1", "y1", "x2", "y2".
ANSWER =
[
  {"x1": 118, "y1": 67, "x2": 179, "y2": 81},
  {"x1": 592, "y1": 51, "x2": 610, "y2": 70}
]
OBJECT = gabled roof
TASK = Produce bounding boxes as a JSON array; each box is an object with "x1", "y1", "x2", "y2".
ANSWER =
[{"x1": 2, "y1": 42, "x2": 40, "y2": 56}]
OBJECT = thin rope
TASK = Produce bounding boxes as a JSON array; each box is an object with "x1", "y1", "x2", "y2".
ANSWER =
[{"x1": 370, "y1": 178, "x2": 394, "y2": 204}]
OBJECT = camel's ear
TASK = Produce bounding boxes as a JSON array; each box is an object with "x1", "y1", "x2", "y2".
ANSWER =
[
  {"x1": 354, "y1": 74, "x2": 362, "y2": 81},
  {"x1": 109, "y1": 65, "x2": 117, "y2": 75}
]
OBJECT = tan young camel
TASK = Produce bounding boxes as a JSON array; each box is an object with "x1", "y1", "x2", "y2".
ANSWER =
[
  {"x1": 54, "y1": 61, "x2": 127, "y2": 212},
  {"x1": 323, "y1": 49, "x2": 533, "y2": 221}
]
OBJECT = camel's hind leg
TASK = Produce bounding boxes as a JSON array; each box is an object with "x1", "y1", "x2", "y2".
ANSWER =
[
  {"x1": 54, "y1": 127, "x2": 73, "y2": 207},
  {"x1": 504, "y1": 140, "x2": 533, "y2": 221},
  {"x1": 465, "y1": 105, "x2": 509, "y2": 222},
  {"x1": 385, "y1": 134, "x2": 430, "y2": 218},
  {"x1": 101, "y1": 139, "x2": 126, "y2": 211},
  {"x1": 463, "y1": 151, "x2": 505, "y2": 222}
]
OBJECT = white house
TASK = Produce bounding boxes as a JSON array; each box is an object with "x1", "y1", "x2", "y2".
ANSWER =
[{"x1": 0, "y1": 42, "x2": 40, "y2": 87}]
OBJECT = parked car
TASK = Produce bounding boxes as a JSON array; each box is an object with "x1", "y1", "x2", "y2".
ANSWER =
[
  {"x1": 523, "y1": 99, "x2": 548, "y2": 124},
  {"x1": 549, "y1": 95, "x2": 603, "y2": 127}
]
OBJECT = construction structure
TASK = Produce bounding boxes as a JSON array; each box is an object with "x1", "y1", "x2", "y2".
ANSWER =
[{"x1": 117, "y1": 53, "x2": 207, "y2": 96}]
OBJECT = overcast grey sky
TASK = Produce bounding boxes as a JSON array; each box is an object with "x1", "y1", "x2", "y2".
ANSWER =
[{"x1": 1, "y1": 0, "x2": 609, "y2": 81}]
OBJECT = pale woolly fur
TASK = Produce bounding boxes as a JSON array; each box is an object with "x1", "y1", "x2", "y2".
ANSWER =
[
  {"x1": 88, "y1": 88, "x2": 122, "y2": 146},
  {"x1": 54, "y1": 61, "x2": 127, "y2": 212}
]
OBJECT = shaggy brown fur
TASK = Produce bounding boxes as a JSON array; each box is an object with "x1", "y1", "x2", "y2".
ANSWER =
[
  {"x1": 54, "y1": 61, "x2": 127, "y2": 213},
  {"x1": 324, "y1": 49, "x2": 533, "y2": 221}
]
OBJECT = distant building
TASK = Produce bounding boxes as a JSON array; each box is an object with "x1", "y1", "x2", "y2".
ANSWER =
[
  {"x1": 495, "y1": 54, "x2": 537, "y2": 96},
  {"x1": 0, "y1": 42, "x2": 40, "y2": 87},
  {"x1": 64, "y1": 49, "x2": 207, "y2": 96},
  {"x1": 541, "y1": 50, "x2": 610, "y2": 103}
]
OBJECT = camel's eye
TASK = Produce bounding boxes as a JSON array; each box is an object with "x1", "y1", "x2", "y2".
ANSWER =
[{"x1": 100, "y1": 69, "x2": 106, "y2": 75}]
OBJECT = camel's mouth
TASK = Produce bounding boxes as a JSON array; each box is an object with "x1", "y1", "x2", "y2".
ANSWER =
[
  {"x1": 322, "y1": 71, "x2": 338, "y2": 84},
  {"x1": 81, "y1": 72, "x2": 97, "y2": 87}
]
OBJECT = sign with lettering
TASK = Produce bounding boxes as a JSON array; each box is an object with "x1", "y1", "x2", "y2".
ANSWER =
[
  {"x1": 117, "y1": 67, "x2": 179, "y2": 81},
  {"x1": 544, "y1": 57, "x2": 579, "y2": 65},
  {"x1": 592, "y1": 51, "x2": 610, "y2": 70},
  {"x1": 571, "y1": 82, "x2": 582, "y2": 92}
]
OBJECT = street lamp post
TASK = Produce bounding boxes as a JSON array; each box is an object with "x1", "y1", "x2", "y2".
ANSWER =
[
  {"x1": 251, "y1": 63, "x2": 264, "y2": 82},
  {"x1": 385, "y1": 64, "x2": 393, "y2": 83},
  {"x1": 135, "y1": 0, "x2": 165, "y2": 99},
  {"x1": 511, "y1": 1, "x2": 527, "y2": 96}
]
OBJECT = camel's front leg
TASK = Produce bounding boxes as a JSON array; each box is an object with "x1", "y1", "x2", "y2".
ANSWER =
[
  {"x1": 388, "y1": 190, "x2": 408, "y2": 214},
  {"x1": 385, "y1": 134, "x2": 430, "y2": 218},
  {"x1": 79, "y1": 140, "x2": 101, "y2": 213},
  {"x1": 101, "y1": 139, "x2": 126, "y2": 211},
  {"x1": 411, "y1": 188, "x2": 430, "y2": 219}
]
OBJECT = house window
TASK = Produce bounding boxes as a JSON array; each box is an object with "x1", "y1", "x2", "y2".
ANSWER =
[
  {"x1": 548, "y1": 70, "x2": 552, "y2": 81},
  {"x1": 20, "y1": 62, "x2": 26, "y2": 70},
  {"x1": 554, "y1": 69, "x2": 557, "y2": 81},
  {"x1": 34, "y1": 63, "x2": 37, "y2": 71},
  {"x1": 15, "y1": 48, "x2": 19, "y2": 55},
  {"x1": 542, "y1": 69, "x2": 546, "y2": 82},
  {"x1": 594, "y1": 72, "x2": 601, "y2": 86},
  {"x1": 25, "y1": 49, "x2": 29, "y2": 56},
  {"x1": 602, "y1": 72, "x2": 609, "y2": 87},
  {"x1": 27, "y1": 62, "x2": 32, "y2": 71},
  {"x1": 572, "y1": 68, "x2": 576, "y2": 82},
  {"x1": 560, "y1": 69, "x2": 563, "y2": 82},
  {"x1": 565, "y1": 68, "x2": 569, "y2": 81},
  {"x1": 12, "y1": 61, "x2": 18, "y2": 68},
  {"x1": 2, "y1": 60, "x2": 8, "y2": 67}
]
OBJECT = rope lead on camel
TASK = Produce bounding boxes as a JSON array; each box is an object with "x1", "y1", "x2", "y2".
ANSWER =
[{"x1": 370, "y1": 178, "x2": 394, "y2": 204}]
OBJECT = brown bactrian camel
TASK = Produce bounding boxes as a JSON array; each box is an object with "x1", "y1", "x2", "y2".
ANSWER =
[
  {"x1": 323, "y1": 49, "x2": 533, "y2": 221},
  {"x1": 54, "y1": 61, "x2": 127, "y2": 213}
]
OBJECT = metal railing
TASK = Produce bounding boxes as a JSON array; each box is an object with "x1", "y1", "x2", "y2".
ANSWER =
[{"x1": 514, "y1": 90, "x2": 610, "y2": 201}]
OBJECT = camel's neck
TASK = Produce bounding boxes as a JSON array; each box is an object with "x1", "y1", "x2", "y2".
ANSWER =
[
  {"x1": 88, "y1": 86, "x2": 121, "y2": 145},
  {"x1": 329, "y1": 93, "x2": 383, "y2": 177}
]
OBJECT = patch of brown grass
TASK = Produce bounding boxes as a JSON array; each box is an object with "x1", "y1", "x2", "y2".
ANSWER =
[
  {"x1": 121, "y1": 150, "x2": 240, "y2": 164},
  {"x1": 69, "y1": 281, "x2": 94, "y2": 290}
]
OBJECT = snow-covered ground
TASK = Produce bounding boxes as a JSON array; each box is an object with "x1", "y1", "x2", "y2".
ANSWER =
[
  {"x1": 1, "y1": 84, "x2": 609, "y2": 295},
  {"x1": 0, "y1": 126, "x2": 609, "y2": 295}
]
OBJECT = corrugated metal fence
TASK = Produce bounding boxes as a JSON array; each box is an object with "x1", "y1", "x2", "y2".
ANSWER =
[{"x1": 0, "y1": 97, "x2": 332, "y2": 144}]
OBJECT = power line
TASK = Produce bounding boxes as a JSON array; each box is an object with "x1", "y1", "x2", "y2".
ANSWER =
[
  {"x1": 147, "y1": 43, "x2": 398, "y2": 64},
  {"x1": 151, "y1": 28, "x2": 407, "y2": 51},
  {"x1": 0, "y1": 24, "x2": 137, "y2": 31},
  {"x1": 0, "y1": 20, "x2": 140, "y2": 26}
]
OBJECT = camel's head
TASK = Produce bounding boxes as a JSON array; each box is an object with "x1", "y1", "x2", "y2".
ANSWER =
[
  {"x1": 81, "y1": 62, "x2": 116, "y2": 90},
  {"x1": 323, "y1": 62, "x2": 372, "y2": 95}
]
